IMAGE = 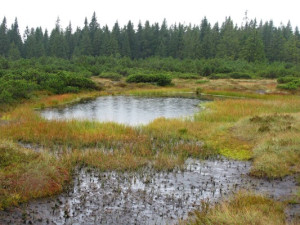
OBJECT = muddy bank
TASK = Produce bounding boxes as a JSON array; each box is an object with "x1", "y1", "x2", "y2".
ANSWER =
[{"x1": 0, "y1": 158, "x2": 298, "y2": 225}]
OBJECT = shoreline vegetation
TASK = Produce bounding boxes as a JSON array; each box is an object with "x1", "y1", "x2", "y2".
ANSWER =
[{"x1": 1, "y1": 75, "x2": 300, "y2": 224}]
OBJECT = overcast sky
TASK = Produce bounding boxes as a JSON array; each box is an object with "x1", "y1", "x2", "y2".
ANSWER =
[{"x1": 1, "y1": 0, "x2": 299, "y2": 34}]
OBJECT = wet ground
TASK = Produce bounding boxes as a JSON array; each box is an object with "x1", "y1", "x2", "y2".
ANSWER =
[{"x1": 0, "y1": 158, "x2": 298, "y2": 225}]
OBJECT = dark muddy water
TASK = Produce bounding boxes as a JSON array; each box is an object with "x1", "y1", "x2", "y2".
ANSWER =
[
  {"x1": 0, "y1": 158, "x2": 297, "y2": 225},
  {"x1": 40, "y1": 96, "x2": 202, "y2": 125}
]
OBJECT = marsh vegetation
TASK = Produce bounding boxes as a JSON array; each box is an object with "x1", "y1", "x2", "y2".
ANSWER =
[
  {"x1": 1, "y1": 73, "x2": 300, "y2": 224},
  {"x1": 0, "y1": 15, "x2": 300, "y2": 223}
]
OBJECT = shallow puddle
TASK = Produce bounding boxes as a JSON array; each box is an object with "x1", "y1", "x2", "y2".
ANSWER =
[{"x1": 0, "y1": 158, "x2": 297, "y2": 225}]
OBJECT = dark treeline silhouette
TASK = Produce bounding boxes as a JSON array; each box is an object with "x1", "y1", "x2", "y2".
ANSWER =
[{"x1": 1, "y1": 12, "x2": 300, "y2": 63}]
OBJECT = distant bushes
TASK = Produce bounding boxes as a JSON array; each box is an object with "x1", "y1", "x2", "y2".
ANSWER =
[
  {"x1": 229, "y1": 72, "x2": 253, "y2": 79},
  {"x1": 0, "y1": 79, "x2": 37, "y2": 104},
  {"x1": 0, "y1": 69, "x2": 97, "y2": 104},
  {"x1": 98, "y1": 72, "x2": 122, "y2": 81},
  {"x1": 126, "y1": 74, "x2": 172, "y2": 86},
  {"x1": 208, "y1": 74, "x2": 230, "y2": 79},
  {"x1": 42, "y1": 72, "x2": 97, "y2": 94},
  {"x1": 277, "y1": 76, "x2": 300, "y2": 90},
  {"x1": 176, "y1": 73, "x2": 199, "y2": 79},
  {"x1": 1, "y1": 56, "x2": 300, "y2": 104}
]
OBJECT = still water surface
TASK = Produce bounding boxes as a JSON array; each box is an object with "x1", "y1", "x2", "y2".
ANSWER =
[{"x1": 41, "y1": 96, "x2": 202, "y2": 125}]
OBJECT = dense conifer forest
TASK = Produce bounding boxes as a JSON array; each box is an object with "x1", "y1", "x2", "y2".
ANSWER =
[
  {"x1": 1, "y1": 13, "x2": 300, "y2": 105},
  {"x1": 1, "y1": 13, "x2": 300, "y2": 62}
]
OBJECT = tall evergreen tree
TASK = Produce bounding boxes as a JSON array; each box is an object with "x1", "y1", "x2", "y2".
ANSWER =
[
  {"x1": 140, "y1": 21, "x2": 155, "y2": 58},
  {"x1": 120, "y1": 26, "x2": 131, "y2": 57},
  {"x1": 199, "y1": 17, "x2": 213, "y2": 58},
  {"x1": 112, "y1": 21, "x2": 121, "y2": 54},
  {"x1": 7, "y1": 18, "x2": 23, "y2": 56},
  {"x1": 182, "y1": 25, "x2": 200, "y2": 59},
  {"x1": 126, "y1": 21, "x2": 136, "y2": 58},
  {"x1": 210, "y1": 22, "x2": 220, "y2": 57},
  {"x1": 217, "y1": 17, "x2": 239, "y2": 59},
  {"x1": 43, "y1": 29, "x2": 49, "y2": 56},
  {"x1": 65, "y1": 22, "x2": 74, "y2": 58},
  {"x1": 241, "y1": 30, "x2": 265, "y2": 62},
  {"x1": 89, "y1": 12, "x2": 100, "y2": 56},
  {"x1": 168, "y1": 23, "x2": 184, "y2": 58},
  {"x1": 8, "y1": 42, "x2": 21, "y2": 60},
  {"x1": 49, "y1": 18, "x2": 67, "y2": 58},
  {"x1": 158, "y1": 19, "x2": 169, "y2": 57},
  {"x1": 284, "y1": 35, "x2": 300, "y2": 63},
  {"x1": 0, "y1": 17, "x2": 9, "y2": 56},
  {"x1": 261, "y1": 21, "x2": 274, "y2": 61},
  {"x1": 269, "y1": 28, "x2": 285, "y2": 61}
]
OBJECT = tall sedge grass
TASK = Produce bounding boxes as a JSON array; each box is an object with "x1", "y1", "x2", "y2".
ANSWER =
[{"x1": 182, "y1": 191, "x2": 287, "y2": 225}]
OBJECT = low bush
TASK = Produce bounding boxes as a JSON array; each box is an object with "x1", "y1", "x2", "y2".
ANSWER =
[
  {"x1": 229, "y1": 72, "x2": 252, "y2": 79},
  {"x1": 176, "y1": 73, "x2": 199, "y2": 79},
  {"x1": 126, "y1": 74, "x2": 172, "y2": 86},
  {"x1": 0, "y1": 70, "x2": 97, "y2": 104},
  {"x1": 277, "y1": 76, "x2": 300, "y2": 90},
  {"x1": 0, "y1": 79, "x2": 37, "y2": 104},
  {"x1": 98, "y1": 72, "x2": 122, "y2": 81},
  {"x1": 208, "y1": 73, "x2": 230, "y2": 79},
  {"x1": 277, "y1": 76, "x2": 298, "y2": 84},
  {"x1": 277, "y1": 81, "x2": 300, "y2": 90}
]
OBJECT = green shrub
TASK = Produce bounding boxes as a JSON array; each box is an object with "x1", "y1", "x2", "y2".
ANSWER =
[
  {"x1": 0, "y1": 79, "x2": 37, "y2": 104},
  {"x1": 126, "y1": 74, "x2": 172, "y2": 86},
  {"x1": 201, "y1": 64, "x2": 213, "y2": 76},
  {"x1": 209, "y1": 73, "x2": 230, "y2": 79},
  {"x1": 229, "y1": 72, "x2": 252, "y2": 79},
  {"x1": 277, "y1": 76, "x2": 297, "y2": 84},
  {"x1": 259, "y1": 66, "x2": 290, "y2": 78},
  {"x1": 277, "y1": 80, "x2": 300, "y2": 90},
  {"x1": 176, "y1": 73, "x2": 199, "y2": 79},
  {"x1": 89, "y1": 65, "x2": 103, "y2": 76},
  {"x1": 99, "y1": 72, "x2": 122, "y2": 81}
]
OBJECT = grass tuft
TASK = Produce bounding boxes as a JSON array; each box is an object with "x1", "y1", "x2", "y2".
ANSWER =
[{"x1": 182, "y1": 191, "x2": 287, "y2": 225}]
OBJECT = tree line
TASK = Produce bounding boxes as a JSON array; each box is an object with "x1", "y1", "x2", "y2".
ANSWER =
[{"x1": 0, "y1": 12, "x2": 300, "y2": 63}]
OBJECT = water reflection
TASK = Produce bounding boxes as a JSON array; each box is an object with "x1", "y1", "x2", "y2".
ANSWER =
[{"x1": 41, "y1": 96, "x2": 202, "y2": 125}]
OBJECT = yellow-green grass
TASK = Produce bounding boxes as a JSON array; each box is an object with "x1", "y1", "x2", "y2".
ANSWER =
[
  {"x1": 125, "y1": 87, "x2": 193, "y2": 97},
  {"x1": 33, "y1": 91, "x2": 103, "y2": 109},
  {"x1": 1, "y1": 78, "x2": 300, "y2": 210},
  {"x1": 182, "y1": 191, "x2": 287, "y2": 225}
]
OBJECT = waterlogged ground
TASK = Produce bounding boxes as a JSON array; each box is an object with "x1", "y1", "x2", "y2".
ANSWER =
[
  {"x1": 0, "y1": 158, "x2": 297, "y2": 225},
  {"x1": 41, "y1": 96, "x2": 202, "y2": 125}
]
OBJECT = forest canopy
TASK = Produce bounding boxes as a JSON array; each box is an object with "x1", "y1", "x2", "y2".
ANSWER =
[{"x1": 0, "y1": 13, "x2": 300, "y2": 63}]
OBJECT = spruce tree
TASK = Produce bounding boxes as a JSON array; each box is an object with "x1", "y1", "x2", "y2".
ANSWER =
[
  {"x1": 7, "y1": 18, "x2": 23, "y2": 56},
  {"x1": 217, "y1": 17, "x2": 239, "y2": 59},
  {"x1": 158, "y1": 19, "x2": 169, "y2": 57},
  {"x1": 8, "y1": 42, "x2": 21, "y2": 60},
  {"x1": 0, "y1": 17, "x2": 9, "y2": 56},
  {"x1": 241, "y1": 30, "x2": 265, "y2": 62},
  {"x1": 49, "y1": 18, "x2": 67, "y2": 58},
  {"x1": 112, "y1": 21, "x2": 121, "y2": 54}
]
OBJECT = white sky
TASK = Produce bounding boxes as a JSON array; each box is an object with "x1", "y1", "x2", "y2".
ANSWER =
[{"x1": 1, "y1": 0, "x2": 299, "y2": 34}]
